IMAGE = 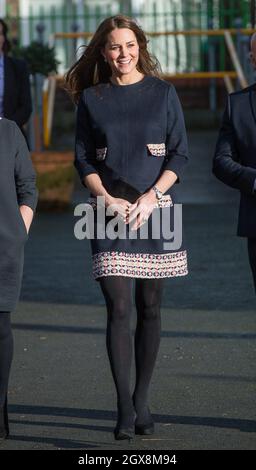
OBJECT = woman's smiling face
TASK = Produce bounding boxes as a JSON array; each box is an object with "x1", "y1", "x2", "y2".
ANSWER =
[{"x1": 102, "y1": 28, "x2": 140, "y2": 78}]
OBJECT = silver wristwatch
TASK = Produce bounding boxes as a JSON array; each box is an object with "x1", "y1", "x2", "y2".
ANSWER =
[{"x1": 152, "y1": 185, "x2": 163, "y2": 205}]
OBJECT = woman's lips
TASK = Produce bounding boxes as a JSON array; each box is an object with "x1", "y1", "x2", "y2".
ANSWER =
[{"x1": 117, "y1": 59, "x2": 132, "y2": 65}]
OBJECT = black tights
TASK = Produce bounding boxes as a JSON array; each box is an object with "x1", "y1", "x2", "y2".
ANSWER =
[
  {"x1": 99, "y1": 276, "x2": 164, "y2": 428},
  {"x1": 0, "y1": 313, "x2": 13, "y2": 408},
  {"x1": 248, "y1": 238, "x2": 256, "y2": 292}
]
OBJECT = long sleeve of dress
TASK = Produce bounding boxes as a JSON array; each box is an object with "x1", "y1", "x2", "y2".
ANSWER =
[
  {"x1": 74, "y1": 90, "x2": 99, "y2": 186},
  {"x1": 163, "y1": 84, "x2": 189, "y2": 181},
  {"x1": 14, "y1": 123, "x2": 38, "y2": 211}
]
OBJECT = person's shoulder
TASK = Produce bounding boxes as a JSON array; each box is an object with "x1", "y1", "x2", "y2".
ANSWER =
[
  {"x1": 148, "y1": 76, "x2": 168, "y2": 85},
  {"x1": 79, "y1": 82, "x2": 111, "y2": 105},
  {"x1": 6, "y1": 55, "x2": 26, "y2": 66},
  {"x1": 84, "y1": 82, "x2": 110, "y2": 95},
  {"x1": 0, "y1": 118, "x2": 19, "y2": 138},
  {"x1": 148, "y1": 76, "x2": 179, "y2": 97},
  {"x1": 0, "y1": 117, "x2": 16, "y2": 128},
  {"x1": 229, "y1": 83, "x2": 255, "y2": 99},
  {"x1": 5, "y1": 55, "x2": 29, "y2": 73}
]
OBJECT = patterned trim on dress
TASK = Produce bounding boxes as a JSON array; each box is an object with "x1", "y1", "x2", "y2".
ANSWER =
[
  {"x1": 96, "y1": 147, "x2": 107, "y2": 161},
  {"x1": 147, "y1": 143, "x2": 166, "y2": 157},
  {"x1": 85, "y1": 194, "x2": 173, "y2": 209},
  {"x1": 92, "y1": 250, "x2": 188, "y2": 279}
]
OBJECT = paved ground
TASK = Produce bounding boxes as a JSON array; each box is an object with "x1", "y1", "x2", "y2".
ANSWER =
[{"x1": 1, "y1": 131, "x2": 255, "y2": 450}]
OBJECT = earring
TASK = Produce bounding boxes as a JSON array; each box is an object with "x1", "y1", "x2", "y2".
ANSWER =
[{"x1": 104, "y1": 57, "x2": 107, "y2": 63}]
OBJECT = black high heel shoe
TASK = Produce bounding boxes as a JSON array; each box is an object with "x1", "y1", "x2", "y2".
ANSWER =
[
  {"x1": 135, "y1": 421, "x2": 154, "y2": 435},
  {"x1": 114, "y1": 425, "x2": 134, "y2": 441},
  {"x1": 134, "y1": 406, "x2": 155, "y2": 435},
  {"x1": 0, "y1": 396, "x2": 9, "y2": 440},
  {"x1": 114, "y1": 412, "x2": 136, "y2": 441}
]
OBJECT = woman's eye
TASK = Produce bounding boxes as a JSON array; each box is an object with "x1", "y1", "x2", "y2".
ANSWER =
[{"x1": 110, "y1": 44, "x2": 135, "y2": 50}]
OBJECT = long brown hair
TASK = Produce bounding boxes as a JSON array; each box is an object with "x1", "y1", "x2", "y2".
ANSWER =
[{"x1": 64, "y1": 15, "x2": 161, "y2": 104}]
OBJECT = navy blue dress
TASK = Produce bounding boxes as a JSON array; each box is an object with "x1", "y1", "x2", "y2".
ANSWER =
[{"x1": 75, "y1": 75, "x2": 189, "y2": 280}]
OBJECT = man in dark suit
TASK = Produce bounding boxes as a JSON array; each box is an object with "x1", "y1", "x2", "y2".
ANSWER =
[
  {"x1": 213, "y1": 34, "x2": 256, "y2": 291},
  {"x1": 0, "y1": 18, "x2": 32, "y2": 129}
]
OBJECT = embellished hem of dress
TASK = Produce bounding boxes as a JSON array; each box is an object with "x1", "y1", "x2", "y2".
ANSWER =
[{"x1": 92, "y1": 250, "x2": 188, "y2": 280}]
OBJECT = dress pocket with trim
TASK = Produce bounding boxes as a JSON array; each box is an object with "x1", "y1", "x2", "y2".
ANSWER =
[
  {"x1": 147, "y1": 143, "x2": 166, "y2": 157},
  {"x1": 96, "y1": 147, "x2": 107, "y2": 161}
]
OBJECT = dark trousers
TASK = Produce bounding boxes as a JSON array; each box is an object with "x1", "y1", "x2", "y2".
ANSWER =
[{"x1": 247, "y1": 238, "x2": 256, "y2": 292}]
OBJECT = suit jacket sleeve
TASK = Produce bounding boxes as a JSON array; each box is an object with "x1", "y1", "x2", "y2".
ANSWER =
[
  {"x1": 14, "y1": 123, "x2": 38, "y2": 211},
  {"x1": 163, "y1": 84, "x2": 189, "y2": 181},
  {"x1": 74, "y1": 90, "x2": 99, "y2": 187},
  {"x1": 11, "y1": 60, "x2": 32, "y2": 127},
  {"x1": 213, "y1": 96, "x2": 256, "y2": 195}
]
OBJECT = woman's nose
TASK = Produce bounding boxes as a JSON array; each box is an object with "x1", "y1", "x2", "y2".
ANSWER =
[{"x1": 119, "y1": 47, "x2": 129, "y2": 57}]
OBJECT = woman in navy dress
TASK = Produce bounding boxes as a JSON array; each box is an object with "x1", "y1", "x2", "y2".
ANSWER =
[{"x1": 65, "y1": 14, "x2": 189, "y2": 441}]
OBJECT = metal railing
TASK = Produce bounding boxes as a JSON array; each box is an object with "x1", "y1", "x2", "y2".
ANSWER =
[
  {"x1": 29, "y1": 26, "x2": 255, "y2": 150},
  {"x1": 52, "y1": 28, "x2": 254, "y2": 86},
  {"x1": 4, "y1": 0, "x2": 253, "y2": 74},
  {"x1": 4, "y1": 0, "x2": 254, "y2": 149}
]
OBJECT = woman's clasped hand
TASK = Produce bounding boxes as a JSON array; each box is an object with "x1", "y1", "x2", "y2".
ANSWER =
[{"x1": 105, "y1": 191, "x2": 157, "y2": 230}]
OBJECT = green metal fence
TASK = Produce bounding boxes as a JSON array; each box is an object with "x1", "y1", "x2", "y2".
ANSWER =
[{"x1": 5, "y1": 0, "x2": 253, "y2": 73}]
